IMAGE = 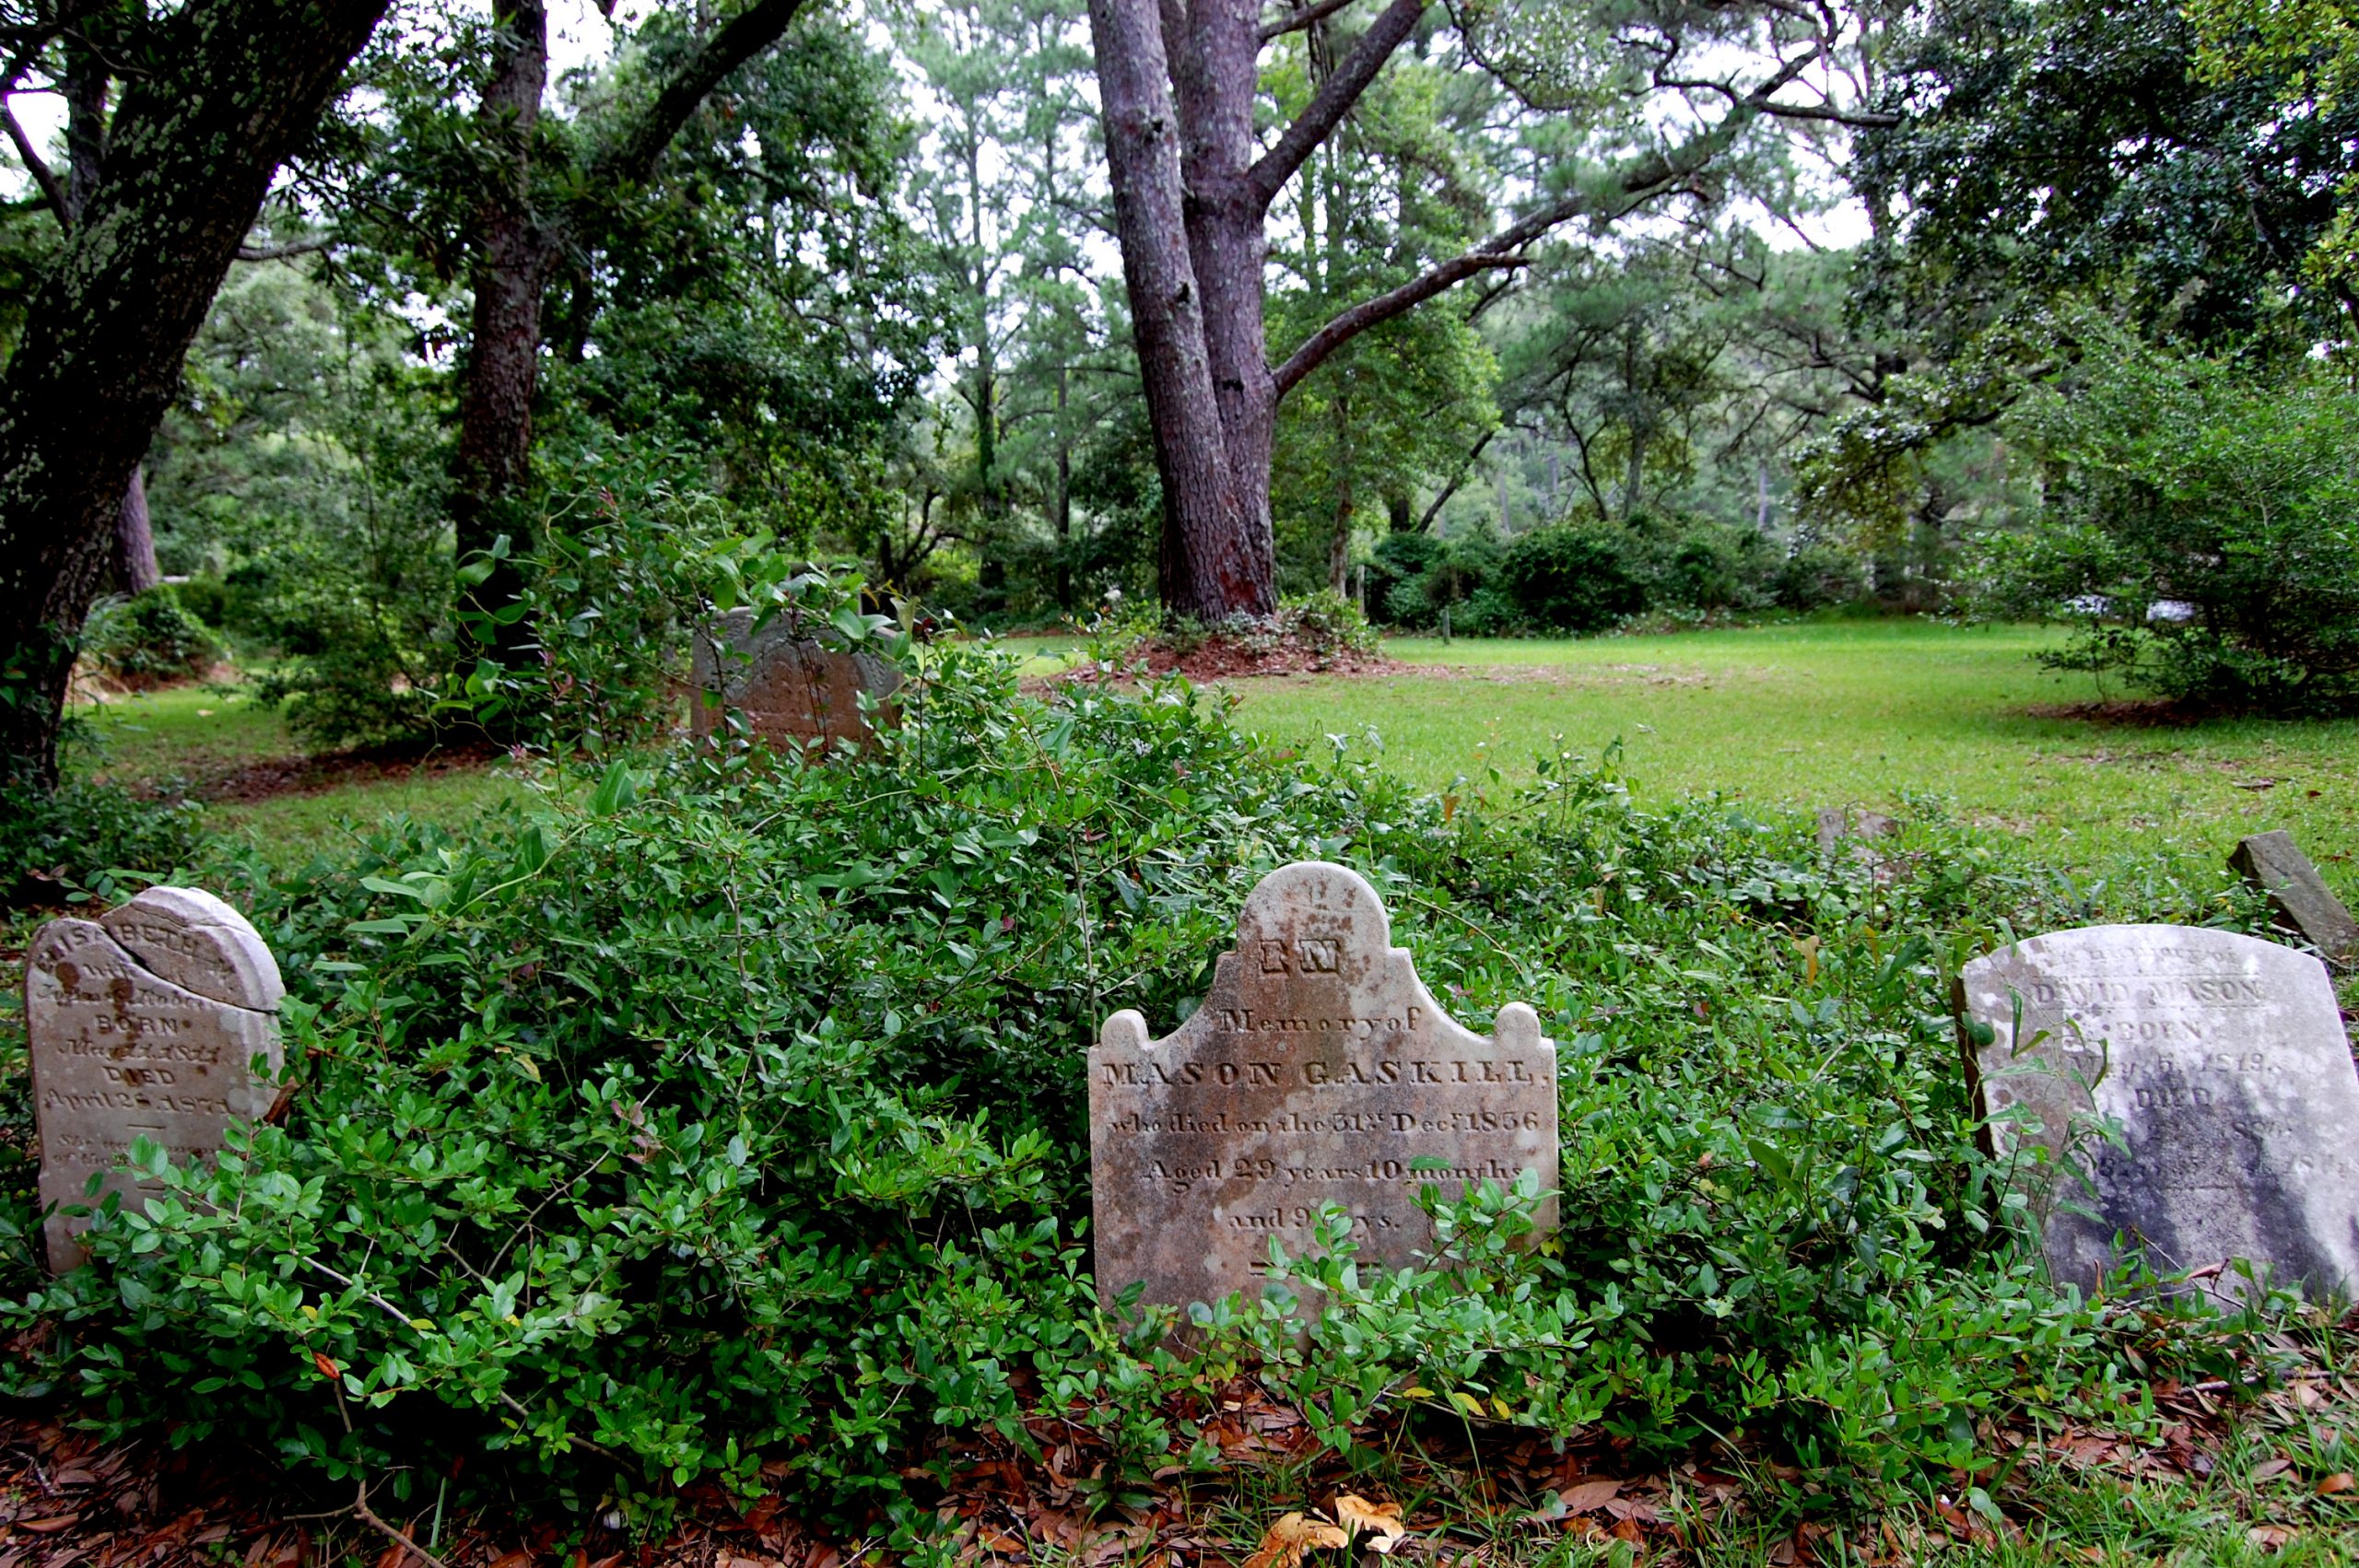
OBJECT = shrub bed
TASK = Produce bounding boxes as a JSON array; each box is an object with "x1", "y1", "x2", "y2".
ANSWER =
[{"x1": 0, "y1": 636, "x2": 2288, "y2": 1537}]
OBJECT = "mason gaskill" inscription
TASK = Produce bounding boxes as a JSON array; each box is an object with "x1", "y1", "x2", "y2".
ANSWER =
[
  {"x1": 1090, "y1": 861, "x2": 1556, "y2": 1312},
  {"x1": 1957, "y1": 924, "x2": 2359, "y2": 1303}
]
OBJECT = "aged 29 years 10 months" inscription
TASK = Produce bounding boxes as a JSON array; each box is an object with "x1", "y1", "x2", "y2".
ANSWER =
[{"x1": 1091, "y1": 861, "x2": 1556, "y2": 1312}]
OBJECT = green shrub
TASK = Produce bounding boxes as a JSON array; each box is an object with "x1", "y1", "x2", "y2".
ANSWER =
[
  {"x1": 0, "y1": 778, "x2": 205, "y2": 907},
  {"x1": 1499, "y1": 523, "x2": 1647, "y2": 633},
  {"x1": 1977, "y1": 332, "x2": 2359, "y2": 711},
  {"x1": 79, "y1": 590, "x2": 223, "y2": 683},
  {"x1": 0, "y1": 649, "x2": 2278, "y2": 1522}
]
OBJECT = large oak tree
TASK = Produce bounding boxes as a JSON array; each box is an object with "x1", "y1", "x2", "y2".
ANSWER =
[
  {"x1": 0, "y1": 0, "x2": 388, "y2": 787},
  {"x1": 1085, "y1": 0, "x2": 1872, "y2": 619}
]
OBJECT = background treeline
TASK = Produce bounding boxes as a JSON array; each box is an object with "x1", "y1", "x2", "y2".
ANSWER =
[{"x1": 27, "y1": 0, "x2": 2359, "y2": 731}]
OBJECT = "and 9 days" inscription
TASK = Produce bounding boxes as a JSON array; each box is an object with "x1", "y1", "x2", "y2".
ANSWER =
[{"x1": 1090, "y1": 862, "x2": 1556, "y2": 1313}]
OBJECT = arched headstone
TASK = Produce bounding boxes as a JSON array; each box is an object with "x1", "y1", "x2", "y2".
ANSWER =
[
  {"x1": 24, "y1": 887, "x2": 283, "y2": 1272},
  {"x1": 1091, "y1": 862, "x2": 1556, "y2": 1312}
]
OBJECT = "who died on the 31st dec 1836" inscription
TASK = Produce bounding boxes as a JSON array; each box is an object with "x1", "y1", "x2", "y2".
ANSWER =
[{"x1": 1090, "y1": 861, "x2": 1556, "y2": 1313}]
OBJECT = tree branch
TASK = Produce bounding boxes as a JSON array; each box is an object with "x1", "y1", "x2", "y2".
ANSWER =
[
  {"x1": 2, "y1": 99, "x2": 67, "y2": 228},
  {"x1": 595, "y1": 0, "x2": 810, "y2": 187},
  {"x1": 1273, "y1": 252, "x2": 1523, "y2": 397},
  {"x1": 1245, "y1": 0, "x2": 1425, "y2": 211},
  {"x1": 236, "y1": 236, "x2": 334, "y2": 262},
  {"x1": 1272, "y1": 48, "x2": 1820, "y2": 401},
  {"x1": 1260, "y1": 0, "x2": 1357, "y2": 42}
]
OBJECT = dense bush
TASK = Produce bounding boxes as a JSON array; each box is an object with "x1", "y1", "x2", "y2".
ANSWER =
[
  {"x1": 0, "y1": 635, "x2": 2278, "y2": 1527},
  {"x1": 1977, "y1": 334, "x2": 2359, "y2": 711},
  {"x1": 1499, "y1": 523, "x2": 1649, "y2": 632},
  {"x1": 0, "y1": 778, "x2": 205, "y2": 906},
  {"x1": 79, "y1": 590, "x2": 223, "y2": 684}
]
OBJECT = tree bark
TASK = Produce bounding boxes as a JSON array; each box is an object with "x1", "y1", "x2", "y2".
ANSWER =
[
  {"x1": 64, "y1": 37, "x2": 164, "y2": 600},
  {"x1": 0, "y1": 0, "x2": 388, "y2": 786},
  {"x1": 115, "y1": 465, "x2": 159, "y2": 595},
  {"x1": 452, "y1": 0, "x2": 553, "y2": 671},
  {"x1": 1086, "y1": 0, "x2": 1270, "y2": 620}
]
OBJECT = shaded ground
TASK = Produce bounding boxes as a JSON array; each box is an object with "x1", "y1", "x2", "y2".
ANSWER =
[
  {"x1": 173, "y1": 737, "x2": 504, "y2": 807},
  {"x1": 5, "y1": 1337, "x2": 2359, "y2": 1568}
]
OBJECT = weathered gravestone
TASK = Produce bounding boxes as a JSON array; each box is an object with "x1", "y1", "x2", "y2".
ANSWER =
[
  {"x1": 1957, "y1": 925, "x2": 2359, "y2": 1302},
  {"x1": 691, "y1": 610, "x2": 901, "y2": 751},
  {"x1": 2230, "y1": 831, "x2": 2358, "y2": 963},
  {"x1": 24, "y1": 887, "x2": 284, "y2": 1273},
  {"x1": 1091, "y1": 861, "x2": 1557, "y2": 1312}
]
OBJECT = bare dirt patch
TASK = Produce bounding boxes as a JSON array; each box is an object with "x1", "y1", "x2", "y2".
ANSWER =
[{"x1": 154, "y1": 740, "x2": 502, "y2": 807}]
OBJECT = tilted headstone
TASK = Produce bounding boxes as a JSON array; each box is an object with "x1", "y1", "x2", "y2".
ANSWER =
[
  {"x1": 1957, "y1": 925, "x2": 2359, "y2": 1302},
  {"x1": 1814, "y1": 807, "x2": 1895, "y2": 856},
  {"x1": 2230, "y1": 831, "x2": 2357, "y2": 962},
  {"x1": 691, "y1": 610, "x2": 901, "y2": 751},
  {"x1": 1092, "y1": 862, "x2": 1557, "y2": 1312},
  {"x1": 25, "y1": 887, "x2": 284, "y2": 1273}
]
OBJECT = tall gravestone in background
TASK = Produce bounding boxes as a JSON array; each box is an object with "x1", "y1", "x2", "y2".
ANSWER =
[
  {"x1": 1957, "y1": 925, "x2": 2359, "y2": 1302},
  {"x1": 691, "y1": 610, "x2": 902, "y2": 751},
  {"x1": 1092, "y1": 862, "x2": 1557, "y2": 1312},
  {"x1": 25, "y1": 887, "x2": 284, "y2": 1273}
]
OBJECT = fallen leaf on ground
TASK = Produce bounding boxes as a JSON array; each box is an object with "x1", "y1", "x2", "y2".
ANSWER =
[
  {"x1": 2317, "y1": 1472, "x2": 2354, "y2": 1496},
  {"x1": 2250, "y1": 1457, "x2": 2293, "y2": 1481},
  {"x1": 2248, "y1": 1524, "x2": 2293, "y2": 1550},
  {"x1": 1332, "y1": 1496, "x2": 1408, "y2": 1553},
  {"x1": 1241, "y1": 1512, "x2": 1349, "y2": 1568},
  {"x1": 1558, "y1": 1480, "x2": 1621, "y2": 1514}
]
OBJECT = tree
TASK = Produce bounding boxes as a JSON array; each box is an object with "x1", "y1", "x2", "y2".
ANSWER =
[
  {"x1": 0, "y1": 0, "x2": 389, "y2": 787},
  {"x1": 440, "y1": 0, "x2": 827, "y2": 671},
  {"x1": 1083, "y1": 0, "x2": 1874, "y2": 620}
]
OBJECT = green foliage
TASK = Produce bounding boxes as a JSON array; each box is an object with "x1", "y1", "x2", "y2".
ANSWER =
[
  {"x1": 1499, "y1": 523, "x2": 1647, "y2": 633},
  {"x1": 78, "y1": 591, "x2": 222, "y2": 683},
  {"x1": 0, "y1": 778, "x2": 204, "y2": 907},
  {"x1": 0, "y1": 641, "x2": 2281, "y2": 1519},
  {"x1": 1975, "y1": 333, "x2": 2359, "y2": 712}
]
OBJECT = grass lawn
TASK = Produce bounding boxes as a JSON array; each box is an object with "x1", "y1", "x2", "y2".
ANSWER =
[
  {"x1": 66, "y1": 682, "x2": 530, "y2": 864},
  {"x1": 1224, "y1": 619, "x2": 2359, "y2": 901}
]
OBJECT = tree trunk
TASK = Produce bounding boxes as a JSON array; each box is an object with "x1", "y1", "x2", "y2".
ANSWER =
[
  {"x1": 452, "y1": 0, "x2": 554, "y2": 673},
  {"x1": 65, "y1": 38, "x2": 164, "y2": 603},
  {"x1": 0, "y1": 0, "x2": 388, "y2": 786},
  {"x1": 1327, "y1": 392, "x2": 1353, "y2": 594},
  {"x1": 1054, "y1": 362, "x2": 1074, "y2": 612},
  {"x1": 1085, "y1": 0, "x2": 1273, "y2": 622},
  {"x1": 115, "y1": 465, "x2": 160, "y2": 595}
]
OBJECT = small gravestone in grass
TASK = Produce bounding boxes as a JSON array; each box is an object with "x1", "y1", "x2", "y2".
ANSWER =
[
  {"x1": 1091, "y1": 861, "x2": 1557, "y2": 1313},
  {"x1": 2230, "y1": 831, "x2": 2358, "y2": 962},
  {"x1": 692, "y1": 609, "x2": 901, "y2": 752},
  {"x1": 1956, "y1": 925, "x2": 2359, "y2": 1303},
  {"x1": 24, "y1": 887, "x2": 284, "y2": 1273}
]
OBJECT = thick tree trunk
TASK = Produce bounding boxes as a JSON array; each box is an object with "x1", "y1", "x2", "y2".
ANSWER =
[
  {"x1": 0, "y1": 0, "x2": 387, "y2": 786},
  {"x1": 65, "y1": 40, "x2": 164, "y2": 602},
  {"x1": 452, "y1": 0, "x2": 554, "y2": 673},
  {"x1": 1086, "y1": 0, "x2": 1273, "y2": 622}
]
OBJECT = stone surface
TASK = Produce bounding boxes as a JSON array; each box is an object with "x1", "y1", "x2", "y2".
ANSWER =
[
  {"x1": 1957, "y1": 924, "x2": 2359, "y2": 1302},
  {"x1": 1815, "y1": 808, "x2": 1895, "y2": 855},
  {"x1": 1091, "y1": 861, "x2": 1557, "y2": 1312},
  {"x1": 2230, "y1": 831, "x2": 2358, "y2": 962},
  {"x1": 25, "y1": 887, "x2": 284, "y2": 1273},
  {"x1": 690, "y1": 610, "x2": 901, "y2": 750}
]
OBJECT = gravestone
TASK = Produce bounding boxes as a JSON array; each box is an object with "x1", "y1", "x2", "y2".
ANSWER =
[
  {"x1": 1814, "y1": 807, "x2": 1895, "y2": 856},
  {"x1": 691, "y1": 610, "x2": 901, "y2": 750},
  {"x1": 25, "y1": 887, "x2": 284, "y2": 1273},
  {"x1": 1091, "y1": 861, "x2": 1557, "y2": 1312},
  {"x1": 2230, "y1": 831, "x2": 2358, "y2": 962},
  {"x1": 1956, "y1": 924, "x2": 2359, "y2": 1302}
]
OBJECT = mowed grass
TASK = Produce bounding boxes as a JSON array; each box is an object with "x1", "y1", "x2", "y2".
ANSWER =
[
  {"x1": 67, "y1": 683, "x2": 529, "y2": 864},
  {"x1": 1226, "y1": 620, "x2": 2359, "y2": 899}
]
